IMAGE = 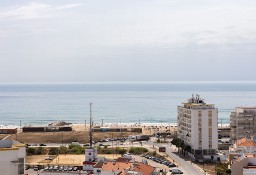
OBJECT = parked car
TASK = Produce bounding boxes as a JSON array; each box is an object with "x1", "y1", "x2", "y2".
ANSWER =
[
  {"x1": 168, "y1": 163, "x2": 176, "y2": 167},
  {"x1": 53, "y1": 165, "x2": 59, "y2": 171},
  {"x1": 45, "y1": 157, "x2": 53, "y2": 160},
  {"x1": 25, "y1": 165, "x2": 30, "y2": 170},
  {"x1": 170, "y1": 168, "x2": 183, "y2": 174},
  {"x1": 59, "y1": 166, "x2": 64, "y2": 171},
  {"x1": 48, "y1": 166, "x2": 53, "y2": 171},
  {"x1": 33, "y1": 165, "x2": 39, "y2": 171},
  {"x1": 84, "y1": 143, "x2": 90, "y2": 146}
]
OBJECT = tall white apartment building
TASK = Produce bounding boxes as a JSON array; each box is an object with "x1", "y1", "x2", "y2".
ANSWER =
[
  {"x1": 177, "y1": 94, "x2": 218, "y2": 155},
  {"x1": 0, "y1": 140, "x2": 26, "y2": 175},
  {"x1": 230, "y1": 107, "x2": 256, "y2": 143}
]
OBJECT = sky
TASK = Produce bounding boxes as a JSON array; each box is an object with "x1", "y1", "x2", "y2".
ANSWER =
[{"x1": 0, "y1": 0, "x2": 256, "y2": 83}]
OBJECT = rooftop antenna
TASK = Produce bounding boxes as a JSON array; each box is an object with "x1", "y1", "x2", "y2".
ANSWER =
[{"x1": 89, "y1": 102, "x2": 93, "y2": 148}]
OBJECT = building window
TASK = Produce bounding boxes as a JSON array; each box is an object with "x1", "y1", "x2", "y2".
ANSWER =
[
  {"x1": 208, "y1": 118, "x2": 212, "y2": 126},
  {"x1": 18, "y1": 158, "x2": 24, "y2": 175}
]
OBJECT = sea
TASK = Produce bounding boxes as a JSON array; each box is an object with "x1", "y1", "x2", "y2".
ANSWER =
[{"x1": 1, "y1": 82, "x2": 256, "y2": 127}]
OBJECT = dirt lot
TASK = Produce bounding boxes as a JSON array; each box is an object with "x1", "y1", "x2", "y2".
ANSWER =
[
  {"x1": 0, "y1": 134, "x2": 6, "y2": 139},
  {"x1": 26, "y1": 154, "x2": 121, "y2": 166},
  {"x1": 6, "y1": 123, "x2": 176, "y2": 144},
  {"x1": 9, "y1": 131, "x2": 140, "y2": 144}
]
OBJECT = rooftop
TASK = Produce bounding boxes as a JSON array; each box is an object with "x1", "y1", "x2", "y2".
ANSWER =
[
  {"x1": 236, "y1": 138, "x2": 256, "y2": 147},
  {"x1": 180, "y1": 94, "x2": 215, "y2": 109},
  {"x1": 101, "y1": 161, "x2": 155, "y2": 175},
  {"x1": 102, "y1": 162, "x2": 132, "y2": 173},
  {"x1": 0, "y1": 140, "x2": 26, "y2": 151},
  {"x1": 133, "y1": 163, "x2": 155, "y2": 175}
]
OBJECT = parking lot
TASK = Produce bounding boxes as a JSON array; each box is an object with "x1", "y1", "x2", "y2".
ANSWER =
[
  {"x1": 25, "y1": 165, "x2": 83, "y2": 175},
  {"x1": 132, "y1": 154, "x2": 183, "y2": 174}
]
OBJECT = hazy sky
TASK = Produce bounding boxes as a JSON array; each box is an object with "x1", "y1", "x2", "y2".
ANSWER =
[{"x1": 0, "y1": 0, "x2": 256, "y2": 83}]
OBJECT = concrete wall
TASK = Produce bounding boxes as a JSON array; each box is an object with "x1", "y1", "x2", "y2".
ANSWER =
[
  {"x1": 231, "y1": 157, "x2": 256, "y2": 175},
  {"x1": 0, "y1": 150, "x2": 18, "y2": 175}
]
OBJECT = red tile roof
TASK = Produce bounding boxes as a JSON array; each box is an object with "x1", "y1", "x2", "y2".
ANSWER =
[
  {"x1": 116, "y1": 157, "x2": 132, "y2": 163},
  {"x1": 236, "y1": 138, "x2": 256, "y2": 147},
  {"x1": 102, "y1": 162, "x2": 132, "y2": 172},
  {"x1": 134, "y1": 163, "x2": 155, "y2": 175},
  {"x1": 94, "y1": 161, "x2": 104, "y2": 168}
]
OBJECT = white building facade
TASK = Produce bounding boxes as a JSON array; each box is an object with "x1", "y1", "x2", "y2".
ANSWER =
[
  {"x1": 83, "y1": 148, "x2": 98, "y2": 171},
  {"x1": 0, "y1": 140, "x2": 26, "y2": 175},
  {"x1": 177, "y1": 94, "x2": 218, "y2": 155}
]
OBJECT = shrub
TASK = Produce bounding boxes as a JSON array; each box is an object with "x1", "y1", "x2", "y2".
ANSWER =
[
  {"x1": 102, "y1": 149, "x2": 112, "y2": 154},
  {"x1": 35, "y1": 147, "x2": 47, "y2": 155},
  {"x1": 115, "y1": 147, "x2": 127, "y2": 155},
  {"x1": 129, "y1": 147, "x2": 148, "y2": 155},
  {"x1": 70, "y1": 146, "x2": 84, "y2": 154},
  {"x1": 49, "y1": 147, "x2": 59, "y2": 155},
  {"x1": 152, "y1": 151, "x2": 156, "y2": 156},
  {"x1": 69, "y1": 144, "x2": 80, "y2": 149},
  {"x1": 59, "y1": 146, "x2": 68, "y2": 154},
  {"x1": 27, "y1": 147, "x2": 36, "y2": 155}
]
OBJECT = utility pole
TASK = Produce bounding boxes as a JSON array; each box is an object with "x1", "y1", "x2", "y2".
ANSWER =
[
  {"x1": 102, "y1": 119, "x2": 103, "y2": 127},
  {"x1": 120, "y1": 119, "x2": 122, "y2": 138},
  {"x1": 85, "y1": 120, "x2": 86, "y2": 130},
  {"x1": 219, "y1": 119, "x2": 223, "y2": 128},
  {"x1": 89, "y1": 103, "x2": 93, "y2": 148}
]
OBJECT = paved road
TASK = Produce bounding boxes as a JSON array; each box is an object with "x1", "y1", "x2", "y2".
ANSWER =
[{"x1": 158, "y1": 144, "x2": 206, "y2": 175}]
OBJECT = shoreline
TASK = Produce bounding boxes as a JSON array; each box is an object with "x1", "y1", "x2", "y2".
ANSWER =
[
  {"x1": 1, "y1": 122, "x2": 230, "y2": 139},
  {"x1": 0, "y1": 122, "x2": 230, "y2": 130}
]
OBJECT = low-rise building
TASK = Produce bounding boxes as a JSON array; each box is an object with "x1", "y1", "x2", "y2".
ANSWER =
[
  {"x1": 0, "y1": 140, "x2": 26, "y2": 175},
  {"x1": 230, "y1": 138, "x2": 256, "y2": 155},
  {"x1": 231, "y1": 154, "x2": 256, "y2": 175},
  {"x1": 93, "y1": 157, "x2": 156, "y2": 175},
  {"x1": 83, "y1": 148, "x2": 98, "y2": 171}
]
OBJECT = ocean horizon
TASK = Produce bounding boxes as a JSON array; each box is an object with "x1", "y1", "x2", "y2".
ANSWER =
[{"x1": 1, "y1": 81, "x2": 256, "y2": 127}]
